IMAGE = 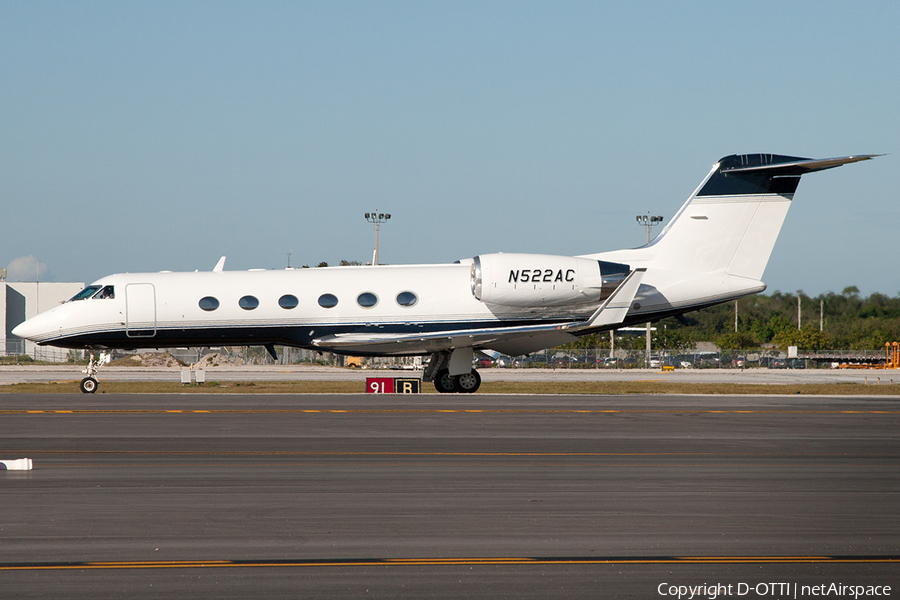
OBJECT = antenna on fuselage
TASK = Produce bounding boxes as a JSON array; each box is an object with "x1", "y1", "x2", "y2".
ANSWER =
[{"x1": 213, "y1": 257, "x2": 226, "y2": 272}]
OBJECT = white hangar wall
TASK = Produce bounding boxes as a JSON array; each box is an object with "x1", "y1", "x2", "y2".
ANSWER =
[{"x1": 1, "y1": 282, "x2": 85, "y2": 362}]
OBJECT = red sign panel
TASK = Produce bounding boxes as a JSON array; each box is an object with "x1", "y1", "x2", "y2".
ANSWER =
[{"x1": 366, "y1": 377, "x2": 395, "y2": 394}]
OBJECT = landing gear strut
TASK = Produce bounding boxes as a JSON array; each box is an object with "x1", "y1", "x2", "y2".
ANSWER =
[{"x1": 80, "y1": 351, "x2": 111, "y2": 394}]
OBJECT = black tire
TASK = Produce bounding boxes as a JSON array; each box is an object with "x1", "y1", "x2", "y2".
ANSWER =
[
  {"x1": 453, "y1": 370, "x2": 481, "y2": 394},
  {"x1": 80, "y1": 377, "x2": 98, "y2": 394},
  {"x1": 434, "y1": 369, "x2": 456, "y2": 393}
]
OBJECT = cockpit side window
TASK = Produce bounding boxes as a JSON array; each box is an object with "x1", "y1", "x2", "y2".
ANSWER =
[
  {"x1": 69, "y1": 286, "x2": 101, "y2": 302},
  {"x1": 94, "y1": 286, "x2": 115, "y2": 300}
]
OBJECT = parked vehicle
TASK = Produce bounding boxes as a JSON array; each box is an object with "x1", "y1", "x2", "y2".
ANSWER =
[{"x1": 551, "y1": 355, "x2": 575, "y2": 368}]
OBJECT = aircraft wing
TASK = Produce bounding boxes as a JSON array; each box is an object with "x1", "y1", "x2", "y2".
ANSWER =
[{"x1": 311, "y1": 321, "x2": 582, "y2": 357}]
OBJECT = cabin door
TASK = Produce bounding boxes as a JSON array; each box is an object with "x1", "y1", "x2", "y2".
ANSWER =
[{"x1": 125, "y1": 283, "x2": 157, "y2": 338}]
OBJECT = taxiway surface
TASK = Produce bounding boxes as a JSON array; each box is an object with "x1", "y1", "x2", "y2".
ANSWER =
[{"x1": 1, "y1": 393, "x2": 898, "y2": 598}]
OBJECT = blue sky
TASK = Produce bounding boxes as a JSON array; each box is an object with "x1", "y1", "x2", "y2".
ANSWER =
[{"x1": 2, "y1": 1, "x2": 898, "y2": 295}]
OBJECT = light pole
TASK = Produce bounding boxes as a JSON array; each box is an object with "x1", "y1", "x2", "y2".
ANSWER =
[
  {"x1": 364, "y1": 211, "x2": 391, "y2": 265},
  {"x1": 635, "y1": 212, "x2": 663, "y2": 367},
  {"x1": 635, "y1": 213, "x2": 664, "y2": 244}
]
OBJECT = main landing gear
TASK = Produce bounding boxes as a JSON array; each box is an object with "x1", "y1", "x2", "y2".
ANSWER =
[
  {"x1": 425, "y1": 350, "x2": 482, "y2": 394},
  {"x1": 433, "y1": 367, "x2": 482, "y2": 393},
  {"x1": 80, "y1": 351, "x2": 111, "y2": 394}
]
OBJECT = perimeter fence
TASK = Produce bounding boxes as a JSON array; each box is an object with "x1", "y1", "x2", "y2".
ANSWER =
[
  {"x1": 0, "y1": 342, "x2": 891, "y2": 370},
  {"x1": 0, "y1": 339, "x2": 72, "y2": 364}
]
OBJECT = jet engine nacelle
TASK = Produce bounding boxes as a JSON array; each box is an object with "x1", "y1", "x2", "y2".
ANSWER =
[{"x1": 471, "y1": 253, "x2": 630, "y2": 307}]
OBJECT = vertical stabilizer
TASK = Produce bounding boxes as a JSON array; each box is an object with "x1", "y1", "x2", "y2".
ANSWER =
[{"x1": 637, "y1": 154, "x2": 876, "y2": 280}]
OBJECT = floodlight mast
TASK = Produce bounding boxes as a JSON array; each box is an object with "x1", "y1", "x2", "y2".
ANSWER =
[
  {"x1": 364, "y1": 211, "x2": 391, "y2": 265},
  {"x1": 635, "y1": 212, "x2": 664, "y2": 367},
  {"x1": 635, "y1": 213, "x2": 664, "y2": 244}
]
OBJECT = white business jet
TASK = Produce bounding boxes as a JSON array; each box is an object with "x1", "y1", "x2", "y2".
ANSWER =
[{"x1": 13, "y1": 153, "x2": 877, "y2": 393}]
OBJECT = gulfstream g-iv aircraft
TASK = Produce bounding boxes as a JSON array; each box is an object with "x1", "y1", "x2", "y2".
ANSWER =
[{"x1": 13, "y1": 153, "x2": 878, "y2": 393}]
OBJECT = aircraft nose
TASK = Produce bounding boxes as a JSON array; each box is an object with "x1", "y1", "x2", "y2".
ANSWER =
[
  {"x1": 12, "y1": 319, "x2": 38, "y2": 341},
  {"x1": 12, "y1": 312, "x2": 54, "y2": 342}
]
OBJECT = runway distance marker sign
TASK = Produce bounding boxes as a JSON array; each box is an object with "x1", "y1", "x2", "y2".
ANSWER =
[{"x1": 366, "y1": 377, "x2": 420, "y2": 394}]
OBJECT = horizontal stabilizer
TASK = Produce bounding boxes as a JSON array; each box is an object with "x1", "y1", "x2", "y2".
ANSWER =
[{"x1": 721, "y1": 154, "x2": 880, "y2": 176}]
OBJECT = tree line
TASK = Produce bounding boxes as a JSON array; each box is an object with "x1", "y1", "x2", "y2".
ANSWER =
[{"x1": 568, "y1": 287, "x2": 900, "y2": 352}]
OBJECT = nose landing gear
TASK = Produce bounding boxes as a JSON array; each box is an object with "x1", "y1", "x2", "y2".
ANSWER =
[{"x1": 80, "y1": 351, "x2": 111, "y2": 394}]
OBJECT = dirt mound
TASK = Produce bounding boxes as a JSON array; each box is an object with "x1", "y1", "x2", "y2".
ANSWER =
[
  {"x1": 109, "y1": 352, "x2": 183, "y2": 368},
  {"x1": 195, "y1": 352, "x2": 235, "y2": 368}
]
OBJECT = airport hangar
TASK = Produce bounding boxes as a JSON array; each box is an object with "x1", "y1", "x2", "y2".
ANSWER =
[{"x1": 0, "y1": 280, "x2": 83, "y2": 361}]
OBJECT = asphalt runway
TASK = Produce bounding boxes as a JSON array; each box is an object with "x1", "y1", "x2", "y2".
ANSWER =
[{"x1": 1, "y1": 393, "x2": 899, "y2": 599}]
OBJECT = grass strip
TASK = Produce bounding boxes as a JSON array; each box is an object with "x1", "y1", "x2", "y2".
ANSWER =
[{"x1": 1, "y1": 380, "x2": 899, "y2": 395}]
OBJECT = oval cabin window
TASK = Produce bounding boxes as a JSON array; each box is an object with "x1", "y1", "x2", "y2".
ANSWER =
[
  {"x1": 199, "y1": 297, "x2": 220, "y2": 311},
  {"x1": 239, "y1": 296, "x2": 259, "y2": 310},
  {"x1": 357, "y1": 292, "x2": 378, "y2": 308},
  {"x1": 318, "y1": 294, "x2": 338, "y2": 309},
  {"x1": 279, "y1": 294, "x2": 299, "y2": 309},
  {"x1": 396, "y1": 291, "x2": 418, "y2": 307}
]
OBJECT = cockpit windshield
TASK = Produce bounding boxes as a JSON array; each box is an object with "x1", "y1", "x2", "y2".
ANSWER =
[
  {"x1": 69, "y1": 286, "x2": 102, "y2": 302},
  {"x1": 94, "y1": 285, "x2": 115, "y2": 299}
]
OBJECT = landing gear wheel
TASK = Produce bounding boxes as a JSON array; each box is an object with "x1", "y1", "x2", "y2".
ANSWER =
[
  {"x1": 453, "y1": 370, "x2": 481, "y2": 394},
  {"x1": 80, "y1": 352, "x2": 110, "y2": 394},
  {"x1": 80, "y1": 377, "x2": 98, "y2": 394},
  {"x1": 434, "y1": 369, "x2": 456, "y2": 393}
]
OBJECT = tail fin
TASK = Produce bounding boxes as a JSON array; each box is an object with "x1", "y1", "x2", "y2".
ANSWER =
[{"x1": 643, "y1": 154, "x2": 876, "y2": 280}]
